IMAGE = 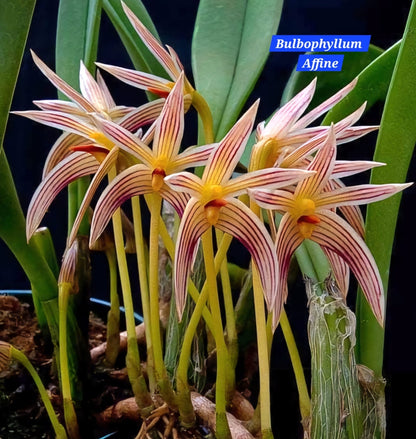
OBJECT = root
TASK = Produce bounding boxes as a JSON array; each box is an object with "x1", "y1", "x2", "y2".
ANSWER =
[
  {"x1": 190, "y1": 392, "x2": 254, "y2": 439},
  {"x1": 90, "y1": 323, "x2": 145, "y2": 363},
  {"x1": 96, "y1": 392, "x2": 255, "y2": 438}
]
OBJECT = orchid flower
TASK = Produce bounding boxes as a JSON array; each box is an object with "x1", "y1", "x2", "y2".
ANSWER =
[
  {"x1": 89, "y1": 72, "x2": 215, "y2": 244},
  {"x1": 251, "y1": 126, "x2": 411, "y2": 326},
  {"x1": 14, "y1": 56, "x2": 169, "y2": 242},
  {"x1": 164, "y1": 101, "x2": 313, "y2": 318},
  {"x1": 19, "y1": 104, "x2": 163, "y2": 242},
  {"x1": 96, "y1": 2, "x2": 193, "y2": 101},
  {"x1": 250, "y1": 77, "x2": 378, "y2": 171},
  {"x1": 15, "y1": 51, "x2": 166, "y2": 174}
]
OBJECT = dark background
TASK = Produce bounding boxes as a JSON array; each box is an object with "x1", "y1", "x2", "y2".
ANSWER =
[{"x1": 1, "y1": 1, "x2": 415, "y2": 438}]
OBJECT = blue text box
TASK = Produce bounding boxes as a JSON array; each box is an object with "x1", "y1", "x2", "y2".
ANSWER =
[
  {"x1": 296, "y1": 55, "x2": 344, "y2": 72},
  {"x1": 270, "y1": 35, "x2": 370, "y2": 52}
]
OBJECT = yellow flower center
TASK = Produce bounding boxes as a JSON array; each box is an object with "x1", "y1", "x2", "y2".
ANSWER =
[
  {"x1": 201, "y1": 184, "x2": 224, "y2": 203},
  {"x1": 90, "y1": 131, "x2": 115, "y2": 150},
  {"x1": 294, "y1": 198, "x2": 320, "y2": 239}
]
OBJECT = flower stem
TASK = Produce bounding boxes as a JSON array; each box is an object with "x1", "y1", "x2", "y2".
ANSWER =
[
  {"x1": 104, "y1": 248, "x2": 121, "y2": 367},
  {"x1": 10, "y1": 345, "x2": 68, "y2": 439},
  {"x1": 131, "y1": 195, "x2": 156, "y2": 390},
  {"x1": 148, "y1": 193, "x2": 176, "y2": 407},
  {"x1": 215, "y1": 229, "x2": 237, "y2": 369},
  {"x1": 279, "y1": 309, "x2": 311, "y2": 421},
  {"x1": 58, "y1": 283, "x2": 80, "y2": 439},
  {"x1": 108, "y1": 167, "x2": 153, "y2": 415},
  {"x1": 251, "y1": 267, "x2": 273, "y2": 438},
  {"x1": 192, "y1": 90, "x2": 214, "y2": 144},
  {"x1": 201, "y1": 229, "x2": 231, "y2": 439}
]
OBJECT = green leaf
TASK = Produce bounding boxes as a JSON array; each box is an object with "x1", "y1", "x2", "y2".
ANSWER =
[
  {"x1": 0, "y1": 0, "x2": 36, "y2": 149},
  {"x1": 56, "y1": 0, "x2": 102, "y2": 90},
  {"x1": 102, "y1": 0, "x2": 167, "y2": 78},
  {"x1": 192, "y1": 0, "x2": 283, "y2": 140},
  {"x1": 323, "y1": 41, "x2": 400, "y2": 124},
  {"x1": 281, "y1": 44, "x2": 384, "y2": 109},
  {"x1": 356, "y1": 1, "x2": 416, "y2": 375}
]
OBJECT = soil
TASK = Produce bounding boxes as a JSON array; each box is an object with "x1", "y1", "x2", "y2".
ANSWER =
[
  {"x1": 0, "y1": 295, "x2": 211, "y2": 439},
  {"x1": 0, "y1": 294, "x2": 129, "y2": 439}
]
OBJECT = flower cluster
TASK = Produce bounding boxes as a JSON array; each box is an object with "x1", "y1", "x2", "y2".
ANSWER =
[{"x1": 16, "y1": 3, "x2": 409, "y2": 332}]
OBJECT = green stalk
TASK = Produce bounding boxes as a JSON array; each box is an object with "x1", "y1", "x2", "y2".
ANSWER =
[
  {"x1": 59, "y1": 283, "x2": 80, "y2": 439},
  {"x1": 201, "y1": 230, "x2": 231, "y2": 439},
  {"x1": 108, "y1": 167, "x2": 153, "y2": 416},
  {"x1": 104, "y1": 248, "x2": 121, "y2": 367},
  {"x1": 192, "y1": 89, "x2": 215, "y2": 144},
  {"x1": 6, "y1": 344, "x2": 68, "y2": 439},
  {"x1": 251, "y1": 266, "x2": 273, "y2": 439},
  {"x1": 147, "y1": 193, "x2": 176, "y2": 407},
  {"x1": 175, "y1": 228, "x2": 234, "y2": 427},
  {"x1": 279, "y1": 310, "x2": 311, "y2": 421},
  {"x1": 215, "y1": 229, "x2": 238, "y2": 369},
  {"x1": 131, "y1": 195, "x2": 156, "y2": 390}
]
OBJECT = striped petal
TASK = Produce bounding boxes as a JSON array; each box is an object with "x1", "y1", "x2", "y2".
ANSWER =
[
  {"x1": 223, "y1": 167, "x2": 313, "y2": 198},
  {"x1": 68, "y1": 147, "x2": 120, "y2": 246},
  {"x1": 121, "y1": 2, "x2": 180, "y2": 79},
  {"x1": 322, "y1": 247, "x2": 350, "y2": 298},
  {"x1": 315, "y1": 182, "x2": 412, "y2": 209},
  {"x1": 332, "y1": 160, "x2": 385, "y2": 179},
  {"x1": 90, "y1": 164, "x2": 153, "y2": 245},
  {"x1": 174, "y1": 198, "x2": 210, "y2": 318},
  {"x1": 94, "y1": 117, "x2": 154, "y2": 166},
  {"x1": 153, "y1": 73, "x2": 184, "y2": 159},
  {"x1": 107, "y1": 105, "x2": 138, "y2": 120},
  {"x1": 118, "y1": 99, "x2": 165, "y2": 132},
  {"x1": 79, "y1": 61, "x2": 108, "y2": 112},
  {"x1": 292, "y1": 77, "x2": 358, "y2": 130},
  {"x1": 312, "y1": 210, "x2": 384, "y2": 325},
  {"x1": 203, "y1": 100, "x2": 258, "y2": 185},
  {"x1": 335, "y1": 125, "x2": 379, "y2": 145},
  {"x1": 13, "y1": 110, "x2": 96, "y2": 138},
  {"x1": 324, "y1": 178, "x2": 365, "y2": 237},
  {"x1": 96, "y1": 70, "x2": 117, "y2": 110},
  {"x1": 164, "y1": 171, "x2": 204, "y2": 198},
  {"x1": 31, "y1": 50, "x2": 95, "y2": 112},
  {"x1": 263, "y1": 78, "x2": 316, "y2": 139},
  {"x1": 216, "y1": 198, "x2": 279, "y2": 312},
  {"x1": 159, "y1": 186, "x2": 190, "y2": 217},
  {"x1": 294, "y1": 126, "x2": 336, "y2": 198},
  {"x1": 33, "y1": 99, "x2": 85, "y2": 115},
  {"x1": 43, "y1": 132, "x2": 87, "y2": 177},
  {"x1": 274, "y1": 213, "x2": 304, "y2": 326},
  {"x1": 96, "y1": 62, "x2": 171, "y2": 93},
  {"x1": 26, "y1": 152, "x2": 100, "y2": 241},
  {"x1": 250, "y1": 188, "x2": 295, "y2": 212},
  {"x1": 170, "y1": 143, "x2": 217, "y2": 172},
  {"x1": 282, "y1": 104, "x2": 366, "y2": 168}
]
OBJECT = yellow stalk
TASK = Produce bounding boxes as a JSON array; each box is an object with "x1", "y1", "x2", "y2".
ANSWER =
[
  {"x1": 108, "y1": 166, "x2": 153, "y2": 415},
  {"x1": 131, "y1": 195, "x2": 156, "y2": 390},
  {"x1": 201, "y1": 229, "x2": 231, "y2": 439},
  {"x1": 58, "y1": 283, "x2": 80, "y2": 439},
  {"x1": 279, "y1": 310, "x2": 311, "y2": 420},
  {"x1": 192, "y1": 90, "x2": 215, "y2": 144}
]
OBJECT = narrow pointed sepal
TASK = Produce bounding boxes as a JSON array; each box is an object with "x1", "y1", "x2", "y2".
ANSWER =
[
  {"x1": 216, "y1": 198, "x2": 279, "y2": 312},
  {"x1": 174, "y1": 199, "x2": 210, "y2": 319},
  {"x1": 312, "y1": 210, "x2": 385, "y2": 326},
  {"x1": 89, "y1": 164, "x2": 153, "y2": 245},
  {"x1": 26, "y1": 152, "x2": 100, "y2": 241}
]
